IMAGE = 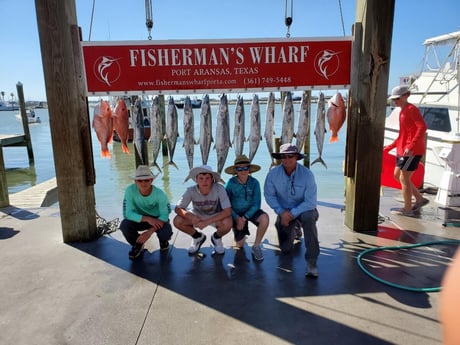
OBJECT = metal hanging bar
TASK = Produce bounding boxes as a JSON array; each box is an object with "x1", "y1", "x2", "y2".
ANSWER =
[
  {"x1": 285, "y1": 0, "x2": 293, "y2": 38},
  {"x1": 145, "y1": 0, "x2": 153, "y2": 40}
]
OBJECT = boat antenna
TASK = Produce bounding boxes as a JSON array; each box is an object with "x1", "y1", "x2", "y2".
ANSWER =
[
  {"x1": 145, "y1": 0, "x2": 154, "y2": 40},
  {"x1": 285, "y1": 0, "x2": 293, "y2": 38},
  {"x1": 338, "y1": 0, "x2": 346, "y2": 36},
  {"x1": 88, "y1": 0, "x2": 96, "y2": 41}
]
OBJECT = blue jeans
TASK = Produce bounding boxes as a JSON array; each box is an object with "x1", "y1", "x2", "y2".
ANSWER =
[
  {"x1": 275, "y1": 208, "x2": 319, "y2": 262},
  {"x1": 120, "y1": 219, "x2": 172, "y2": 246}
]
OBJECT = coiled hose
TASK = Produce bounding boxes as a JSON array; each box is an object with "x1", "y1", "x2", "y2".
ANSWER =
[{"x1": 357, "y1": 240, "x2": 460, "y2": 292}]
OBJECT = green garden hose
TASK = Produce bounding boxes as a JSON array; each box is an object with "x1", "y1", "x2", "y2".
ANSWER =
[{"x1": 357, "y1": 240, "x2": 460, "y2": 292}]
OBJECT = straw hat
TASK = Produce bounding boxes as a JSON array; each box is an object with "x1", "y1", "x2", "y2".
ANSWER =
[
  {"x1": 185, "y1": 165, "x2": 221, "y2": 183},
  {"x1": 132, "y1": 165, "x2": 155, "y2": 180},
  {"x1": 224, "y1": 155, "x2": 261, "y2": 175},
  {"x1": 271, "y1": 143, "x2": 305, "y2": 160}
]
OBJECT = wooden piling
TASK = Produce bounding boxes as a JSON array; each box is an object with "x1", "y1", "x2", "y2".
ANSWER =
[
  {"x1": 344, "y1": 0, "x2": 395, "y2": 232},
  {"x1": 35, "y1": 0, "x2": 98, "y2": 242},
  {"x1": 16, "y1": 82, "x2": 34, "y2": 164},
  {"x1": 0, "y1": 145, "x2": 8, "y2": 207}
]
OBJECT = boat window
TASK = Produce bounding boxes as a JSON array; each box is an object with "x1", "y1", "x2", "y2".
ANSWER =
[{"x1": 419, "y1": 107, "x2": 451, "y2": 132}]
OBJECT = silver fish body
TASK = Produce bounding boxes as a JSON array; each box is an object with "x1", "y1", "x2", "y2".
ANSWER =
[
  {"x1": 295, "y1": 92, "x2": 310, "y2": 150},
  {"x1": 232, "y1": 95, "x2": 245, "y2": 157},
  {"x1": 311, "y1": 92, "x2": 327, "y2": 169},
  {"x1": 165, "y1": 96, "x2": 179, "y2": 169},
  {"x1": 215, "y1": 94, "x2": 231, "y2": 174},
  {"x1": 248, "y1": 94, "x2": 261, "y2": 162},
  {"x1": 281, "y1": 92, "x2": 294, "y2": 144},
  {"x1": 264, "y1": 92, "x2": 275, "y2": 160},
  {"x1": 183, "y1": 96, "x2": 195, "y2": 170},
  {"x1": 199, "y1": 94, "x2": 213, "y2": 165},
  {"x1": 149, "y1": 96, "x2": 163, "y2": 173},
  {"x1": 133, "y1": 97, "x2": 147, "y2": 164}
]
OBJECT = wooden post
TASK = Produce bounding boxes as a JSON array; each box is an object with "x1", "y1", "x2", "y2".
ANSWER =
[
  {"x1": 0, "y1": 146, "x2": 9, "y2": 207},
  {"x1": 16, "y1": 82, "x2": 34, "y2": 164},
  {"x1": 344, "y1": 0, "x2": 395, "y2": 232},
  {"x1": 35, "y1": 0, "x2": 98, "y2": 242}
]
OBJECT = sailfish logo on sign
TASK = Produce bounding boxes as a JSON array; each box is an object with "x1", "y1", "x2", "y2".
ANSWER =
[
  {"x1": 314, "y1": 50, "x2": 341, "y2": 80},
  {"x1": 94, "y1": 56, "x2": 121, "y2": 86}
]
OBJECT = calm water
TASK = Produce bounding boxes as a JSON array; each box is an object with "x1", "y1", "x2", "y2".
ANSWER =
[{"x1": 1, "y1": 100, "x2": 347, "y2": 215}]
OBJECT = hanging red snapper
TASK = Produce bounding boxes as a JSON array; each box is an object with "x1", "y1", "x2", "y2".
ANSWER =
[
  {"x1": 326, "y1": 92, "x2": 346, "y2": 143},
  {"x1": 112, "y1": 98, "x2": 130, "y2": 154},
  {"x1": 92, "y1": 99, "x2": 113, "y2": 158}
]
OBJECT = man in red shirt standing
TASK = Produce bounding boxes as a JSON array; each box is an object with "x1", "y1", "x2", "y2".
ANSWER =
[{"x1": 384, "y1": 85, "x2": 429, "y2": 217}]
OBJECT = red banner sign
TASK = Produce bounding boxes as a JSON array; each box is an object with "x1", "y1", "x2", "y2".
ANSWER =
[{"x1": 81, "y1": 37, "x2": 351, "y2": 95}]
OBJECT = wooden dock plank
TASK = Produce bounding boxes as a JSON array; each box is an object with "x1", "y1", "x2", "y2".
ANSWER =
[
  {"x1": 0, "y1": 134, "x2": 28, "y2": 147},
  {"x1": 9, "y1": 177, "x2": 58, "y2": 208}
]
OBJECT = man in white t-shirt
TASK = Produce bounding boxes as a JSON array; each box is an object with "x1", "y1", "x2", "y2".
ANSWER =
[{"x1": 174, "y1": 165, "x2": 232, "y2": 255}]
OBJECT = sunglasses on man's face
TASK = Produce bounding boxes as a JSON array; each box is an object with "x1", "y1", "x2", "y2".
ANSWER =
[
  {"x1": 280, "y1": 154, "x2": 296, "y2": 159},
  {"x1": 136, "y1": 179, "x2": 153, "y2": 183},
  {"x1": 235, "y1": 166, "x2": 250, "y2": 172}
]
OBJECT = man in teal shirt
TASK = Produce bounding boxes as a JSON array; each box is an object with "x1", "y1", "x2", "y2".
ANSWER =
[
  {"x1": 264, "y1": 144, "x2": 320, "y2": 277},
  {"x1": 120, "y1": 165, "x2": 172, "y2": 260}
]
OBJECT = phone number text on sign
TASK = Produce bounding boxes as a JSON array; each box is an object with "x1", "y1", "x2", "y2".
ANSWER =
[{"x1": 244, "y1": 76, "x2": 292, "y2": 86}]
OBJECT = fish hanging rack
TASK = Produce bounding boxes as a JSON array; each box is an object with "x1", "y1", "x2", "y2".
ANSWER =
[
  {"x1": 284, "y1": 0, "x2": 293, "y2": 38},
  {"x1": 145, "y1": 0, "x2": 153, "y2": 40}
]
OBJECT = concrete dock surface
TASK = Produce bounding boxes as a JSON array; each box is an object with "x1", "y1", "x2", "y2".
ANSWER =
[{"x1": 1, "y1": 188, "x2": 459, "y2": 345}]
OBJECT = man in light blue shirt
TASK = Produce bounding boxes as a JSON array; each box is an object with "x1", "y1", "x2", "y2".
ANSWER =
[{"x1": 264, "y1": 143, "x2": 320, "y2": 277}]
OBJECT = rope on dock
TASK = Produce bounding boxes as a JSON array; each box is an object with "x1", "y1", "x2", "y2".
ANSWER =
[{"x1": 96, "y1": 210, "x2": 119, "y2": 236}]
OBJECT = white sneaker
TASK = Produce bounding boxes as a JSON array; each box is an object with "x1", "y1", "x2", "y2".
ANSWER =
[
  {"x1": 251, "y1": 244, "x2": 264, "y2": 261},
  {"x1": 211, "y1": 234, "x2": 225, "y2": 254},
  {"x1": 188, "y1": 233, "x2": 206, "y2": 255}
]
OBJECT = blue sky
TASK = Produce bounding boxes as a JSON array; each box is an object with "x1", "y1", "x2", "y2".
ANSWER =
[{"x1": 0, "y1": 0, "x2": 458, "y2": 101}]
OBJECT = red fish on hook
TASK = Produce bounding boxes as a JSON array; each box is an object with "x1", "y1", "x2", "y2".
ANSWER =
[{"x1": 92, "y1": 99, "x2": 113, "y2": 158}]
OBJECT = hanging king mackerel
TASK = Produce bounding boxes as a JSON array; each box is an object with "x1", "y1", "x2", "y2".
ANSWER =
[
  {"x1": 149, "y1": 96, "x2": 163, "y2": 173},
  {"x1": 264, "y1": 92, "x2": 275, "y2": 162},
  {"x1": 281, "y1": 91, "x2": 294, "y2": 144},
  {"x1": 232, "y1": 95, "x2": 245, "y2": 157},
  {"x1": 133, "y1": 97, "x2": 147, "y2": 164},
  {"x1": 248, "y1": 94, "x2": 261, "y2": 162},
  {"x1": 199, "y1": 94, "x2": 213, "y2": 165},
  {"x1": 295, "y1": 92, "x2": 310, "y2": 150},
  {"x1": 165, "y1": 96, "x2": 179, "y2": 169},
  {"x1": 215, "y1": 94, "x2": 231, "y2": 174},
  {"x1": 183, "y1": 96, "x2": 195, "y2": 170},
  {"x1": 311, "y1": 92, "x2": 327, "y2": 169}
]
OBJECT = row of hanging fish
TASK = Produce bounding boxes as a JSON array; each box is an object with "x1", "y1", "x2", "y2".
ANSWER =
[{"x1": 92, "y1": 91, "x2": 346, "y2": 173}]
